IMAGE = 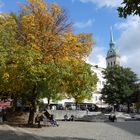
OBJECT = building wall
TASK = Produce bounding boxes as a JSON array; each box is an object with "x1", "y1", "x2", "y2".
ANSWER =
[
  {"x1": 91, "y1": 66, "x2": 105, "y2": 104},
  {"x1": 106, "y1": 55, "x2": 120, "y2": 67}
]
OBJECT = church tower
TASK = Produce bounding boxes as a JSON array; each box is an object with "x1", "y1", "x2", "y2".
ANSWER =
[{"x1": 106, "y1": 28, "x2": 120, "y2": 67}]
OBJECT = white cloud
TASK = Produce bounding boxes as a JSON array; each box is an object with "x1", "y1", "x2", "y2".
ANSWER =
[
  {"x1": 116, "y1": 16, "x2": 140, "y2": 77},
  {"x1": 0, "y1": 1, "x2": 4, "y2": 8},
  {"x1": 74, "y1": 19, "x2": 94, "y2": 28},
  {"x1": 86, "y1": 47, "x2": 106, "y2": 68},
  {"x1": 79, "y1": 0, "x2": 123, "y2": 8},
  {"x1": 0, "y1": 0, "x2": 4, "y2": 12},
  {"x1": 115, "y1": 16, "x2": 140, "y2": 30},
  {"x1": 121, "y1": 55, "x2": 128, "y2": 64}
]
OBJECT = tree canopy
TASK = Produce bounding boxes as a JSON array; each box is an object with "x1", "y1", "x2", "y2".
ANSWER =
[
  {"x1": 118, "y1": 0, "x2": 140, "y2": 18},
  {"x1": 101, "y1": 66, "x2": 137, "y2": 111},
  {"x1": 65, "y1": 61, "x2": 98, "y2": 105},
  {"x1": 0, "y1": 0, "x2": 97, "y2": 125}
]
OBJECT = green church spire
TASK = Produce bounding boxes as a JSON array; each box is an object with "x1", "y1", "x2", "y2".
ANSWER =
[
  {"x1": 110, "y1": 27, "x2": 114, "y2": 43},
  {"x1": 110, "y1": 27, "x2": 115, "y2": 49},
  {"x1": 106, "y1": 27, "x2": 120, "y2": 67}
]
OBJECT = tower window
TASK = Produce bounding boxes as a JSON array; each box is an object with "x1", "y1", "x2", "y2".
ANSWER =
[
  {"x1": 114, "y1": 61, "x2": 115, "y2": 65},
  {"x1": 95, "y1": 96, "x2": 97, "y2": 101}
]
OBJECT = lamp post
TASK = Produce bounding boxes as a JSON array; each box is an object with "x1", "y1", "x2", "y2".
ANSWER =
[{"x1": 135, "y1": 79, "x2": 140, "y2": 113}]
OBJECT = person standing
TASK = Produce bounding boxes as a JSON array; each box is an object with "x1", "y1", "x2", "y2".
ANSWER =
[
  {"x1": 2, "y1": 108, "x2": 7, "y2": 122},
  {"x1": 0, "y1": 108, "x2": 2, "y2": 122}
]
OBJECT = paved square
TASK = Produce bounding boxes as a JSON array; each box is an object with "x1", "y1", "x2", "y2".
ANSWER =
[
  {"x1": 26, "y1": 121, "x2": 140, "y2": 140},
  {"x1": 0, "y1": 121, "x2": 140, "y2": 140}
]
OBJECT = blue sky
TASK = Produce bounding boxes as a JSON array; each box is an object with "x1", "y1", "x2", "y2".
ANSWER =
[{"x1": 0, "y1": 0, "x2": 140, "y2": 77}]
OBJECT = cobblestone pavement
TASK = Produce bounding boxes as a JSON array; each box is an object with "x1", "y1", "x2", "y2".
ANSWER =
[
  {"x1": 0, "y1": 121, "x2": 140, "y2": 140},
  {"x1": 26, "y1": 121, "x2": 140, "y2": 140}
]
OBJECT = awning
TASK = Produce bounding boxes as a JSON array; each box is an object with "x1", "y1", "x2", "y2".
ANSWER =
[
  {"x1": 0, "y1": 98, "x2": 13, "y2": 109},
  {"x1": 0, "y1": 103, "x2": 12, "y2": 108}
]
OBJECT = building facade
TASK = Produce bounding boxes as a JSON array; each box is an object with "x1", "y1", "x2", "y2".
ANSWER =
[{"x1": 90, "y1": 66, "x2": 105, "y2": 106}]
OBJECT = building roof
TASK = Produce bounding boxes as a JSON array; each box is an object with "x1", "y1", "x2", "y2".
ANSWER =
[{"x1": 107, "y1": 28, "x2": 120, "y2": 58}]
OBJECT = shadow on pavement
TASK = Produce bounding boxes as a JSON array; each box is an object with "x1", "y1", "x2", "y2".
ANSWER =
[
  {"x1": 106, "y1": 121, "x2": 140, "y2": 136},
  {"x1": 0, "y1": 129, "x2": 95, "y2": 140},
  {"x1": 0, "y1": 130, "x2": 33, "y2": 140}
]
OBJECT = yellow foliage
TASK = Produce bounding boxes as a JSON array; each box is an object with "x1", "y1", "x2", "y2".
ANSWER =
[
  {"x1": 50, "y1": 3, "x2": 61, "y2": 14},
  {"x1": 20, "y1": 0, "x2": 94, "y2": 64},
  {"x1": 2, "y1": 72, "x2": 9, "y2": 81}
]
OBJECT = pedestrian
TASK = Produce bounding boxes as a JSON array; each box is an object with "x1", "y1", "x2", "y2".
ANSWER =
[
  {"x1": 2, "y1": 108, "x2": 7, "y2": 122},
  {"x1": 86, "y1": 108, "x2": 89, "y2": 115},
  {"x1": 64, "y1": 114, "x2": 68, "y2": 121},
  {"x1": 0, "y1": 108, "x2": 2, "y2": 123},
  {"x1": 69, "y1": 115, "x2": 74, "y2": 121},
  {"x1": 109, "y1": 113, "x2": 117, "y2": 122}
]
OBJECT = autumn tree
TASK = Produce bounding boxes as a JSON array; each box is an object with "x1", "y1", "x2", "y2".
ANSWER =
[
  {"x1": 17, "y1": 0, "x2": 94, "y2": 125},
  {"x1": 0, "y1": 0, "x2": 95, "y2": 125},
  {"x1": 101, "y1": 66, "x2": 137, "y2": 112},
  {"x1": 19, "y1": 0, "x2": 93, "y2": 62},
  {"x1": 0, "y1": 14, "x2": 24, "y2": 98},
  {"x1": 39, "y1": 61, "x2": 68, "y2": 107},
  {"x1": 64, "y1": 61, "x2": 98, "y2": 109}
]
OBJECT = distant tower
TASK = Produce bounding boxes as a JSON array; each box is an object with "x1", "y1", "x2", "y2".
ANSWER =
[{"x1": 106, "y1": 28, "x2": 120, "y2": 67}]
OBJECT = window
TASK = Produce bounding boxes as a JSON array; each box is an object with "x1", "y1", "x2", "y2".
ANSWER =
[
  {"x1": 95, "y1": 96, "x2": 97, "y2": 101},
  {"x1": 102, "y1": 81, "x2": 105, "y2": 85},
  {"x1": 99, "y1": 81, "x2": 101, "y2": 85}
]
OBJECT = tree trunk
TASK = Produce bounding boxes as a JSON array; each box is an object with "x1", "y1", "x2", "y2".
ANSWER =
[
  {"x1": 47, "y1": 98, "x2": 50, "y2": 110},
  {"x1": 28, "y1": 85, "x2": 37, "y2": 126},
  {"x1": 113, "y1": 105, "x2": 116, "y2": 112},
  {"x1": 75, "y1": 102, "x2": 78, "y2": 110},
  {"x1": 13, "y1": 97, "x2": 17, "y2": 111},
  {"x1": 28, "y1": 99, "x2": 36, "y2": 125},
  {"x1": 127, "y1": 102, "x2": 130, "y2": 113}
]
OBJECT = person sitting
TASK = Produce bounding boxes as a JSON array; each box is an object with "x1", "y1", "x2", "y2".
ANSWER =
[
  {"x1": 69, "y1": 115, "x2": 74, "y2": 121},
  {"x1": 109, "y1": 114, "x2": 117, "y2": 122},
  {"x1": 35, "y1": 112, "x2": 44, "y2": 128},
  {"x1": 64, "y1": 114, "x2": 68, "y2": 121}
]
